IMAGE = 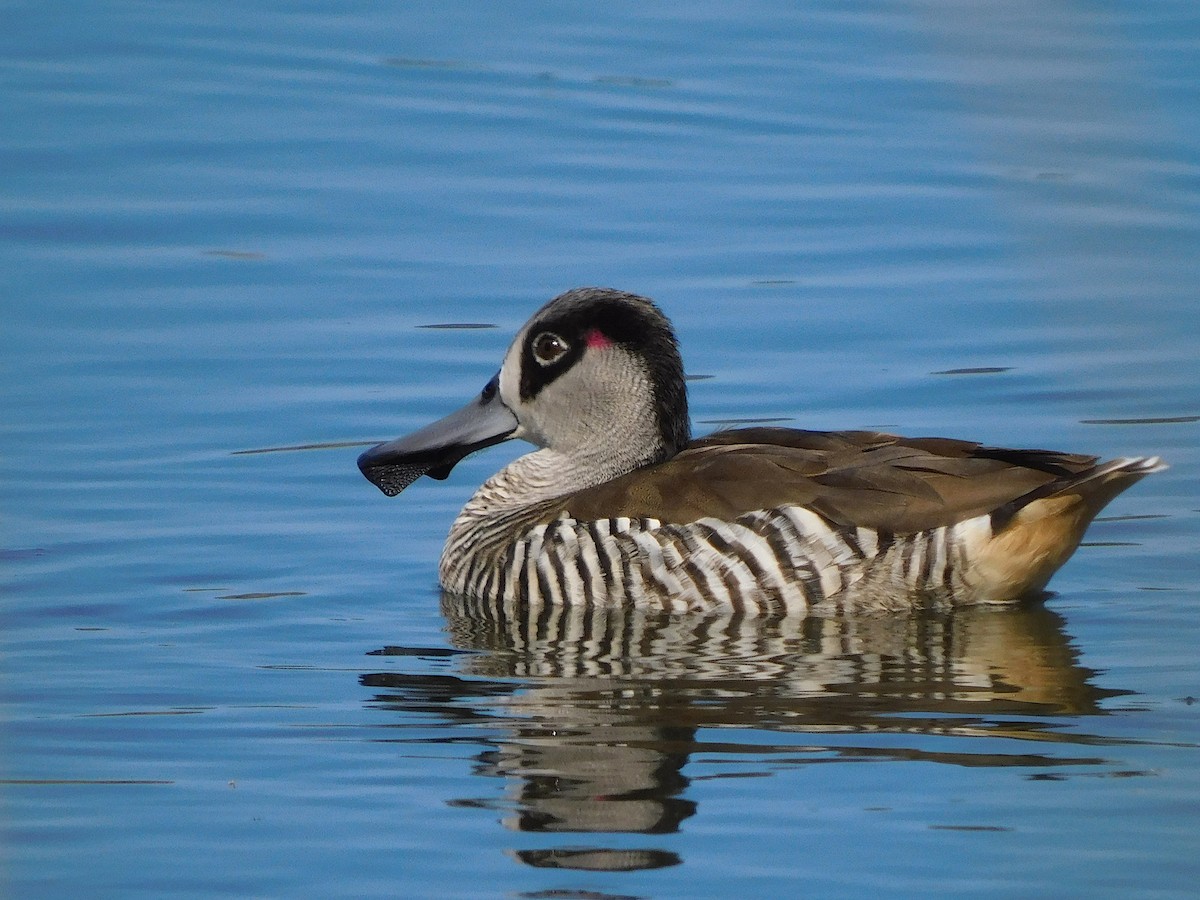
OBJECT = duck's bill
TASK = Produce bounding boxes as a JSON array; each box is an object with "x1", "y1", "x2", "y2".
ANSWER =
[{"x1": 357, "y1": 384, "x2": 518, "y2": 497}]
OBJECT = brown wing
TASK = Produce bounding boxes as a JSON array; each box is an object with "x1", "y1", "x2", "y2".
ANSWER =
[{"x1": 552, "y1": 428, "x2": 1102, "y2": 534}]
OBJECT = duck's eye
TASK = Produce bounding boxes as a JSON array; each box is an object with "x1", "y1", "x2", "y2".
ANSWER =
[{"x1": 531, "y1": 331, "x2": 570, "y2": 366}]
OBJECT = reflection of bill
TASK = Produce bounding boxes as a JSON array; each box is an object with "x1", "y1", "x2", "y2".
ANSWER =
[{"x1": 361, "y1": 597, "x2": 1120, "y2": 871}]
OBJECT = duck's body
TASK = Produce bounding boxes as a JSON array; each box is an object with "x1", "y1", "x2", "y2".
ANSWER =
[{"x1": 359, "y1": 288, "x2": 1163, "y2": 613}]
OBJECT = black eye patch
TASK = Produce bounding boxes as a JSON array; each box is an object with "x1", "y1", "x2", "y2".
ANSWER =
[{"x1": 519, "y1": 326, "x2": 586, "y2": 400}]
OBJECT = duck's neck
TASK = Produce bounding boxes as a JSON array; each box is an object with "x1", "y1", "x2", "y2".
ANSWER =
[
  {"x1": 458, "y1": 446, "x2": 636, "y2": 521},
  {"x1": 440, "y1": 445, "x2": 660, "y2": 585}
]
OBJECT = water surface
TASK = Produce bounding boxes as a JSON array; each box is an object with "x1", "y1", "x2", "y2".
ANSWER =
[{"x1": 3, "y1": 2, "x2": 1199, "y2": 897}]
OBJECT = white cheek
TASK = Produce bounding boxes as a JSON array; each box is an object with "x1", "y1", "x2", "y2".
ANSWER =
[
  {"x1": 498, "y1": 341, "x2": 522, "y2": 406},
  {"x1": 498, "y1": 340, "x2": 535, "y2": 440}
]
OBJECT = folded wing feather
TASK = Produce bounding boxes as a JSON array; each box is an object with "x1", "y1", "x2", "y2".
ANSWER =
[{"x1": 553, "y1": 429, "x2": 1102, "y2": 534}]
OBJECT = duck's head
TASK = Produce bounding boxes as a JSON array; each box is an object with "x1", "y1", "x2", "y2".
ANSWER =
[{"x1": 358, "y1": 287, "x2": 690, "y2": 496}]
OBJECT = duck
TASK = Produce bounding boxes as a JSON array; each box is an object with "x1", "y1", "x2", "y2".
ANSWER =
[{"x1": 358, "y1": 287, "x2": 1164, "y2": 614}]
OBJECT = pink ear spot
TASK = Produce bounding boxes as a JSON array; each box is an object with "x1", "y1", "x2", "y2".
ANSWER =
[{"x1": 584, "y1": 328, "x2": 613, "y2": 350}]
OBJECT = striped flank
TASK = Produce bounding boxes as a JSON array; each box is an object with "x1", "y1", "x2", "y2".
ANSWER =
[{"x1": 440, "y1": 505, "x2": 1000, "y2": 613}]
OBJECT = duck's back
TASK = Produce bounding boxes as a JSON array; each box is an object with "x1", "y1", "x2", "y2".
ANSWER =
[{"x1": 557, "y1": 428, "x2": 1098, "y2": 531}]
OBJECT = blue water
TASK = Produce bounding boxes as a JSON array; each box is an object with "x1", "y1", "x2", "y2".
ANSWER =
[{"x1": 3, "y1": 2, "x2": 1199, "y2": 897}]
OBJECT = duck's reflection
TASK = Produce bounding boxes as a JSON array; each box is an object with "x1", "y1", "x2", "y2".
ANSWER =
[{"x1": 361, "y1": 595, "x2": 1121, "y2": 871}]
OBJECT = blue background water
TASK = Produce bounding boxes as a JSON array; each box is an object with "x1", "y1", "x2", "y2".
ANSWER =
[{"x1": 3, "y1": 2, "x2": 1199, "y2": 897}]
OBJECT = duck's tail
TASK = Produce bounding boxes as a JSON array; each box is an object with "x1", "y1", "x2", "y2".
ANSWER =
[{"x1": 968, "y1": 456, "x2": 1166, "y2": 601}]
